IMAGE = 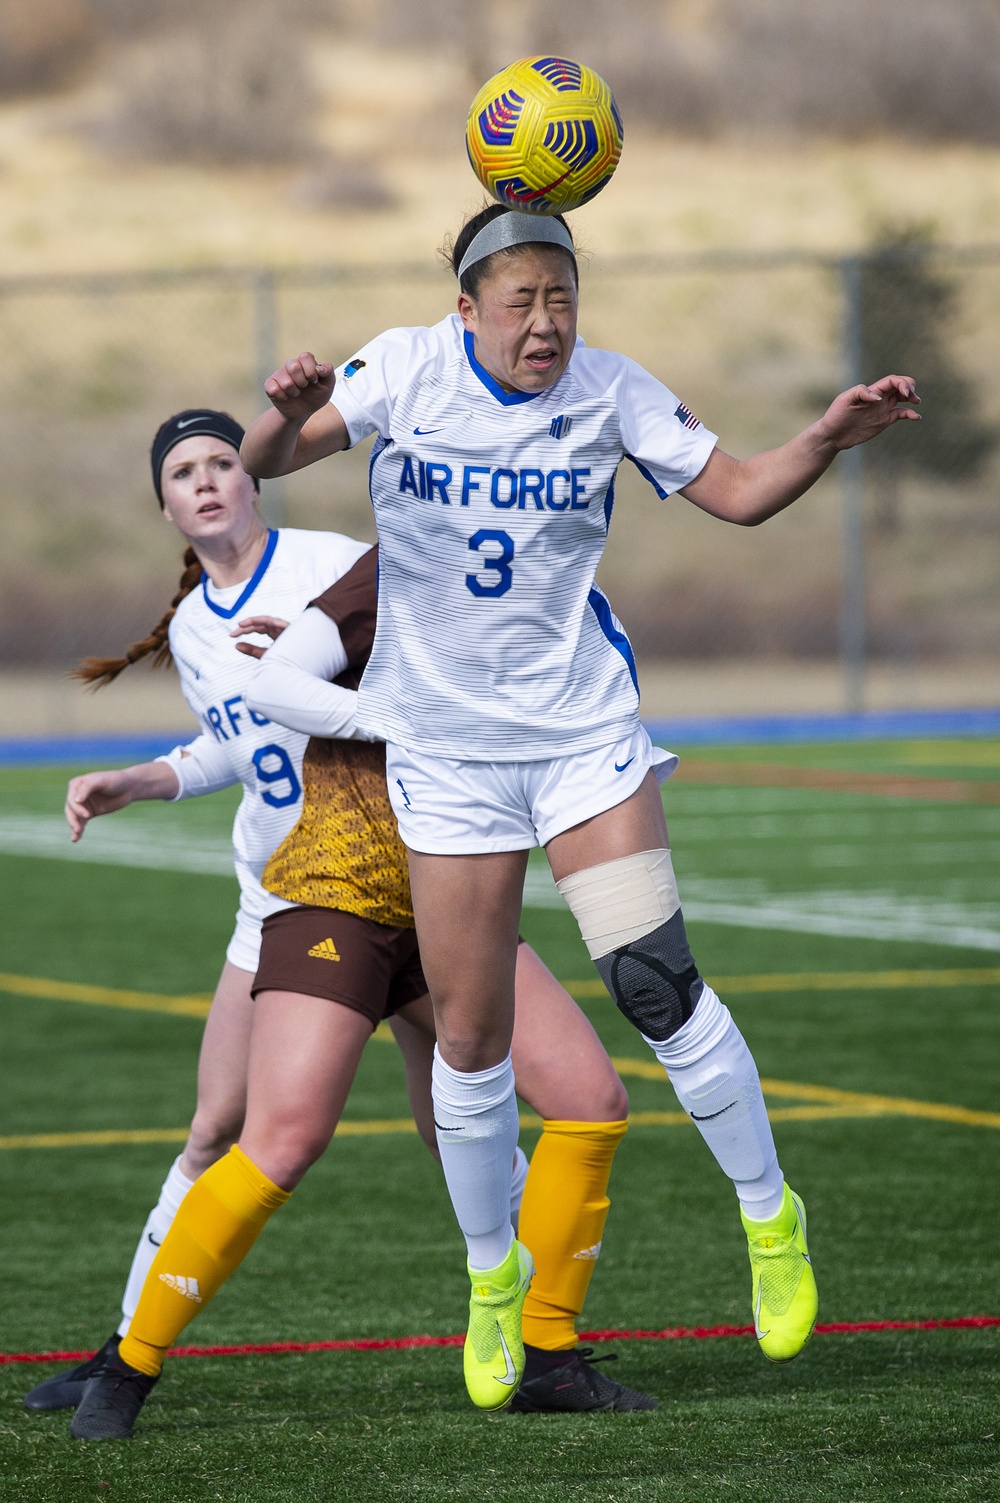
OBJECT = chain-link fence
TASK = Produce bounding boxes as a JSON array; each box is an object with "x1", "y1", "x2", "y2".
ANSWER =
[{"x1": 1, "y1": 247, "x2": 998, "y2": 707}]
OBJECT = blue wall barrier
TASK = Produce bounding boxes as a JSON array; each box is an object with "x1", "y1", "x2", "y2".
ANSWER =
[
  {"x1": 645, "y1": 707, "x2": 1000, "y2": 746},
  {"x1": 1, "y1": 707, "x2": 998, "y2": 766},
  {"x1": 0, "y1": 734, "x2": 189, "y2": 767}
]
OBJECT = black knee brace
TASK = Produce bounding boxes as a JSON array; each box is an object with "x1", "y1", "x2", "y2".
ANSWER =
[{"x1": 594, "y1": 909, "x2": 704, "y2": 1042}]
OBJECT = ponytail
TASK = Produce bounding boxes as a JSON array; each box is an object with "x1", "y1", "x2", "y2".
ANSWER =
[{"x1": 72, "y1": 547, "x2": 203, "y2": 689}]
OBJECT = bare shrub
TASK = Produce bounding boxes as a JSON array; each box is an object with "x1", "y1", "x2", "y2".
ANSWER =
[
  {"x1": 0, "y1": 0, "x2": 96, "y2": 98},
  {"x1": 371, "y1": 0, "x2": 1000, "y2": 145},
  {"x1": 288, "y1": 158, "x2": 396, "y2": 212},
  {"x1": 716, "y1": 0, "x2": 1000, "y2": 144},
  {"x1": 94, "y1": 4, "x2": 316, "y2": 166},
  {"x1": 85, "y1": 0, "x2": 239, "y2": 41}
]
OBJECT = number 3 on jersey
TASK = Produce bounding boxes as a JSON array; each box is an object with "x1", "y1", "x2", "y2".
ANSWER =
[
  {"x1": 466, "y1": 529, "x2": 514, "y2": 598},
  {"x1": 252, "y1": 743, "x2": 302, "y2": 808}
]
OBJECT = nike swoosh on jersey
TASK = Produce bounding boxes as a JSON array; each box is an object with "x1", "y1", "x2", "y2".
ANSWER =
[
  {"x1": 413, "y1": 426, "x2": 445, "y2": 435},
  {"x1": 614, "y1": 756, "x2": 636, "y2": 772},
  {"x1": 495, "y1": 1323, "x2": 518, "y2": 1386}
]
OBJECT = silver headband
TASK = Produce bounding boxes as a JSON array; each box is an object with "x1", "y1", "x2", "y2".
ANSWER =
[{"x1": 456, "y1": 212, "x2": 576, "y2": 284}]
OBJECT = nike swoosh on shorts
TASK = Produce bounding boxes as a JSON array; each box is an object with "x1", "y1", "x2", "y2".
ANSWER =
[{"x1": 614, "y1": 756, "x2": 636, "y2": 772}]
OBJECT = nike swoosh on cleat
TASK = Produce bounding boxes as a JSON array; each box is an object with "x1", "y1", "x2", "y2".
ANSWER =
[
  {"x1": 754, "y1": 1282, "x2": 770, "y2": 1340},
  {"x1": 614, "y1": 756, "x2": 636, "y2": 772},
  {"x1": 413, "y1": 426, "x2": 444, "y2": 435},
  {"x1": 690, "y1": 1101, "x2": 737, "y2": 1121},
  {"x1": 495, "y1": 1323, "x2": 517, "y2": 1386}
]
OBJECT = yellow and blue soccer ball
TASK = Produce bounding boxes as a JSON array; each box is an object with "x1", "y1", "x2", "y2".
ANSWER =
[{"x1": 466, "y1": 57, "x2": 623, "y2": 216}]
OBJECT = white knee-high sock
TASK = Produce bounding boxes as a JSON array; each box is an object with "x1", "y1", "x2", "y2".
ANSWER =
[
  {"x1": 117, "y1": 1155, "x2": 195, "y2": 1336},
  {"x1": 431, "y1": 1046, "x2": 518, "y2": 1272},
  {"x1": 510, "y1": 1145, "x2": 529, "y2": 1235},
  {"x1": 646, "y1": 986, "x2": 786, "y2": 1221}
]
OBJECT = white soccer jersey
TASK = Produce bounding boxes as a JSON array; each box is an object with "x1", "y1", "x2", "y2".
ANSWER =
[
  {"x1": 331, "y1": 313, "x2": 717, "y2": 760},
  {"x1": 167, "y1": 527, "x2": 370, "y2": 922}
]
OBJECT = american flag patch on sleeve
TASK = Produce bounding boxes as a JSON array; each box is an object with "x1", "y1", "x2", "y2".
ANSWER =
[{"x1": 674, "y1": 402, "x2": 701, "y2": 431}]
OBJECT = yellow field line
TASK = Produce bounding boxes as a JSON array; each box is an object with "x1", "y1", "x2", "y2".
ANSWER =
[
  {"x1": 0, "y1": 972, "x2": 211, "y2": 1018},
  {"x1": 758, "y1": 1077, "x2": 1000, "y2": 1130},
  {"x1": 0, "y1": 1128, "x2": 190, "y2": 1150},
  {"x1": 4, "y1": 966, "x2": 996, "y2": 1026},
  {"x1": 5, "y1": 1086, "x2": 998, "y2": 1151},
  {"x1": 610, "y1": 1056, "x2": 1000, "y2": 1131},
  {"x1": 570, "y1": 967, "x2": 1000, "y2": 999}
]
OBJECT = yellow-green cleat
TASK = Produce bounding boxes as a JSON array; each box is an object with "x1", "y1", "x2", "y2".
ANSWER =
[
  {"x1": 463, "y1": 1239, "x2": 534, "y2": 1411},
  {"x1": 741, "y1": 1184, "x2": 818, "y2": 1362}
]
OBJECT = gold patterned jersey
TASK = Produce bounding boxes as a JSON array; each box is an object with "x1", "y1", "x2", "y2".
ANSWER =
[
  {"x1": 260, "y1": 546, "x2": 413, "y2": 928},
  {"x1": 262, "y1": 736, "x2": 412, "y2": 927}
]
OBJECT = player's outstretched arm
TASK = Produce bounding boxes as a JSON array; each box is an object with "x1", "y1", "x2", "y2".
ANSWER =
[
  {"x1": 64, "y1": 762, "x2": 180, "y2": 842},
  {"x1": 681, "y1": 375, "x2": 920, "y2": 526},
  {"x1": 241, "y1": 352, "x2": 351, "y2": 478}
]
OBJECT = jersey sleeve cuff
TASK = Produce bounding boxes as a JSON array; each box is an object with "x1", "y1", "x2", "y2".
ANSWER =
[
  {"x1": 328, "y1": 383, "x2": 375, "y2": 449},
  {"x1": 155, "y1": 750, "x2": 189, "y2": 802},
  {"x1": 683, "y1": 427, "x2": 720, "y2": 489}
]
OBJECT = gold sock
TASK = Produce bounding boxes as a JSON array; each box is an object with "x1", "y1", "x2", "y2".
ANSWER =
[
  {"x1": 119, "y1": 1145, "x2": 289, "y2": 1377},
  {"x1": 519, "y1": 1118, "x2": 628, "y2": 1351}
]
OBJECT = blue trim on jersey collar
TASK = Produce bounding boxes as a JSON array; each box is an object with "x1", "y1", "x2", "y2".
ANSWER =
[
  {"x1": 200, "y1": 528, "x2": 279, "y2": 619},
  {"x1": 463, "y1": 330, "x2": 542, "y2": 406}
]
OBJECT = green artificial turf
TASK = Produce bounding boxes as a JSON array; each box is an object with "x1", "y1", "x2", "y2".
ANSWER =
[{"x1": 1, "y1": 745, "x2": 998, "y2": 1501}]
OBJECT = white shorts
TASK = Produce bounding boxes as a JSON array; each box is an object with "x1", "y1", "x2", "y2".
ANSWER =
[
  {"x1": 223, "y1": 862, "x2": 290, "y2": 973},
  {"x1": 226, "y1": 900, "x2": 262, "y2": 973},
  {"x1": 386, "y1": 727, "x2": 678, "y2": 855}
]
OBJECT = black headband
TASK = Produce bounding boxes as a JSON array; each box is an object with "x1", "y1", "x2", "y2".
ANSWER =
[{"x1": 151, "y1": 409, "x2": 258, "y2": 505}]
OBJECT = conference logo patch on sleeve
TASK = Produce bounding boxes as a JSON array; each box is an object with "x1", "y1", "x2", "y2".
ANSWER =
[
  {"x1": 674, "y1": 402, "x2": 701, "y2": 431},
  {"x1": 343, "y1": 358, "x2": 366, "y2": 379}
]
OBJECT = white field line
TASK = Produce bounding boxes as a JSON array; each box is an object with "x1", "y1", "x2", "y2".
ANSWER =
[
  {"x1": 0, "y1": 815, "x2": 234, "y2": 877},
  {"x1": 4, "y1": 813, "x2": 999, "y2": 951},
  {"x1": 521, "y1": 868, "x2": 1000, "y2": 951}
]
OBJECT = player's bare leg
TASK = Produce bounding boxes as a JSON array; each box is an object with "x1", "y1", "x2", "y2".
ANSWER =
[
  {"x1": 25, "y1": 961, "x2": 257, "y2": 1412},
  {"x1": 119, "y1": 960, "x2": 255, "y2": 1327},
  {"x1": 547, "y1": 772, "x2": 817, "y2": 1362},
  {"x1": 237, "y1": 990, "x2": 372, "y2": 1187},
  {"x1": 406, "y1": 848, "x2": 531, "y2": 1407},
  {"x1": 181, "y1": 961, "x2": 255, "y2": 1177}
]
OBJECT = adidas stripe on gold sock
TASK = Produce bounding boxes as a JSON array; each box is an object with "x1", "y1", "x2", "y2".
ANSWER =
[
  {"x1": 519, "y1": 1118, "x2": 628, "y2": 1351},
  {"x1": 119, "y1": 1145, "x2": 290, "y2": 1377}
]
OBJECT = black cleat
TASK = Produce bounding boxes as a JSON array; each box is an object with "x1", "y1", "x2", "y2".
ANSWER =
[
  {"x1": 23, "y1": 1334, "x2": 122, "y2": 1412},
  {"x1": 510, "y1": 1345, "x2": 659, "y2": 1413},
  {"x1": 70, "y1": 1352, "x2": 159, "y2": 1439}
]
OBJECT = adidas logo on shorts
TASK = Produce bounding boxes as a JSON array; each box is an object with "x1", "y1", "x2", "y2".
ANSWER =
[
  {"x1": 159, "y1": 1273, "x2": 202, "y2": 1302},
  {"x1": 307, "y1": 938, "x2": 341, "y2": 962}
]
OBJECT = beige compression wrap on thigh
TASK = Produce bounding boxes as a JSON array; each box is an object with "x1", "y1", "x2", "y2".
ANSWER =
[{"x1": 555, "y1": 849, "x2": 681, "y2": 961}]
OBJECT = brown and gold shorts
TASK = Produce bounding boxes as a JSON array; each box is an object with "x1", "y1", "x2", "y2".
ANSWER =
[{"x1": 253, "y1": 905, "x2": 428, "y2": 1027}]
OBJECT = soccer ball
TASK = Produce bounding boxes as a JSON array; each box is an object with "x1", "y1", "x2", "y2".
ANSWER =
[{"x1": 466, "y1": 56, "x2": 623, "y2": 216}]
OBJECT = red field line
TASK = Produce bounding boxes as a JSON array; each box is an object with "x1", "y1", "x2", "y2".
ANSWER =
[{"x1": 4, "y1": 1314, "x2": 998, "y2": 1367}]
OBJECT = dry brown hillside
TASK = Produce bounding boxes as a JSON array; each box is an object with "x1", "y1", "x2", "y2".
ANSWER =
[{"x1": 0, "y1": 5, "x2": 998, "y2": 678}]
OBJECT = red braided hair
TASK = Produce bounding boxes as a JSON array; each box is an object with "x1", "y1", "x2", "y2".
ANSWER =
[{"x1": 72, "y1": 547, "x2": 203, "y2": 689}]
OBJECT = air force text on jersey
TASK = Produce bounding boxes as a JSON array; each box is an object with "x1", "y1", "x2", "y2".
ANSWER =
[{"x1": 398, "y1": 456, "x2": 592, "y2": 511}]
